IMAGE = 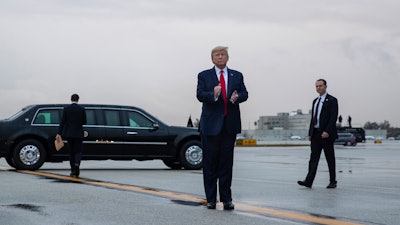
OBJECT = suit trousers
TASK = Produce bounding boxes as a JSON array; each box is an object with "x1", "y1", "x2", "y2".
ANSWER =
[
  {"x1": 306, "y1": 130, "x2": 336, "y2": 184},
  {"x1": 201, "y1": 121, "x2": 236, "y2": 203},
  {"x1": 67, "y1": 138, "x2": 83, "y2": 169}
]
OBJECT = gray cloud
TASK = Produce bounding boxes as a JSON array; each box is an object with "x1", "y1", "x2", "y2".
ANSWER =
[{"x1": 1, "y1": 1, "x2": 399, "y2": 127}]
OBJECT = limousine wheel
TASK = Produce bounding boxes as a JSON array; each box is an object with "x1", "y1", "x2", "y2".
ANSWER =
[
  {"x1": 12, "y1": 139, "x2": 46, "y2": 170},
  {"x1": 179, "y1": 140, "x2": 202, "y2": 170}
]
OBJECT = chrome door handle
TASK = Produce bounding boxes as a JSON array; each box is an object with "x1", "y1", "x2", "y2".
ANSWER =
[{"x1": 127, "y1": 131, "x2": 138, "y2": 135}]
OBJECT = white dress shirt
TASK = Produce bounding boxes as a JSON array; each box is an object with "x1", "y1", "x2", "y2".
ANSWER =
[
  {"x1": 314, "y1": 93, "x2": 327, "y2": 128},
  {"x1": 214, "y1": 67, "x2": 228, "y2": 101}
]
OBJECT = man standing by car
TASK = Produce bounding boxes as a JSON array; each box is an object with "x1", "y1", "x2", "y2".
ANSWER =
[
  {"x1": 57, "y1": 94, "x2": 87, "y2": 177},
  {"x1": 197, "y1": 46, "x2": 248, "y2": 210},
  {"x1": 298, "y1": 79, "x2": 338, "y2": 189}
]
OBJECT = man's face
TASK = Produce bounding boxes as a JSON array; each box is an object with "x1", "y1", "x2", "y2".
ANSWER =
[
  {"x1": 212, "y1": 50, "x2": 229, "y2": 69},
  {"x1": 315, "y1": 80, "x2": 327, "y2": 96}
]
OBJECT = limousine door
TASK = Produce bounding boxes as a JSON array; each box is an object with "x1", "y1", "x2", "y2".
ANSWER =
[
  {"x1": 122, "y1": 124, "x2": 170, "y2": 156},
  {"x1": 82, "y1": 108, "x2": 108, "y2": 157},
  {"x1": 113, "y1": 110, "x2": 169, "y2": 157}
]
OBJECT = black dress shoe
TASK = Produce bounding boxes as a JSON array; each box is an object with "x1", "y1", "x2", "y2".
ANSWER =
[
  {"x1": 70, "y1": 165, "x2": 80, "y2": 177},
  {"x1": 223, "y1": 201, "x2": 235, "y2": 210},
  {"x1": 206, "y1": 202, "x2": 216, "y2": 209},
  {"x1": 70, "y1": 169, "x2": 76, "y2": 177},
  {"x1": 74, "y1": 165, "x2": 80, "y2": 177},
  {"x1": 326, "y1": 181, "x2": 337, "y2": 189},
  {"x1": 297, "y1": 180, "x2": 312, "y2": 188}
]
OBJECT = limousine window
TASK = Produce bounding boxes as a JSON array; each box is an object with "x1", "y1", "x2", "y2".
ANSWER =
[
  {"x1": 104, "y1": 110, "x2": 121, "y2": 126},
  {"x1": 126, "y1": 111, "x2": 151, "y2": 127},
  {"x1": 85, "y1": 109, "x2": 96, "y2": 125},
  {"x1": 33, "y1": 109, "x2": 60, "y2": 125}
]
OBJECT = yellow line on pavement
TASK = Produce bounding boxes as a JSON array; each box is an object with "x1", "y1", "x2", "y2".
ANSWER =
[
  {"x1": 236, "y1": 204, "x2": 363, "y2": 225},
  {"x1": 19, "y1": 170, "x2": 365, "y2": 225},
  {"x1": 20, "y1": 170, "x2": 205, "y2": 203}
]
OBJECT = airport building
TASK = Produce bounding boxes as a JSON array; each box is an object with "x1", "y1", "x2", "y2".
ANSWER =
[
  {"x1": 257, "y1": 109, "x2": 310, "y2": 130},
  {"x1": 241, "y1": 109, "x2": 311, "y2": 142},
  {"x1": 241, "y1": 109, "x2": 387, "y2": 142}
]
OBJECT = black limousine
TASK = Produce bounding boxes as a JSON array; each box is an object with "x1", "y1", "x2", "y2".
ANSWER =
[{"x1": 0, "y1": 104, "x2": 202, "y2": 170}]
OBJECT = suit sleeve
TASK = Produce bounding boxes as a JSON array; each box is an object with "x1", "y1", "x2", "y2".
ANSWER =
[
  {"x1": 325, "y1": 97, "x2": 338, "y2": 136},
  {"x1": 308, "y1": 100, "x2": 315, "y2": 137},
  {"x1": 58, "y1": 108, "x2": 66, "y2": 135},
  {"x1": 234, "y1": 73, "x2": 248, "y2": 105},
  {"x1": 82, "y1": 107, "x2": 87, "y2": 125},
  {"x1": 196, "y1": 72, "x2": 218, "y2": 103}
]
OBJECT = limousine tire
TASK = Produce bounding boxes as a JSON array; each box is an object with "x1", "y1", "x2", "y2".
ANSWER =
[
  {"x1": 12, "y1": 139, "x2": 46, "y2": 170},
  {"x1": 5, "y1": 156, "x2": 16, "y2": 168},
  {"x1": 163, "y1": 159, "x2": 182, "y2": 169},
  {"x1": 179, "y1": 140, "x2": 202, "y2": 170}
]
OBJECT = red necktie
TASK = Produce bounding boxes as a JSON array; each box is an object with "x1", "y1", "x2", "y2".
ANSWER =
[
  {"x1": 219, "y1": 70, "x2": 227, "y2": 116},
  {"x1": 312, "y1": 97, "x2": 321, "y2": 125}
]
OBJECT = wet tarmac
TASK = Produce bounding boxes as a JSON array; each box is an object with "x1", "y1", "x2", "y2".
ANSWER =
[{"x1": 1, "y1": 141, "x2": 399, "y2": 224}]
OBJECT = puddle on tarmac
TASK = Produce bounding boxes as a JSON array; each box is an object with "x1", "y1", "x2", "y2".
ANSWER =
[
  {"x1": 171, "y1": 199, "x2": 203, "y2": 206},
  {"x1": 6, "y1": 203, "x2": 43, "y2": 212}
]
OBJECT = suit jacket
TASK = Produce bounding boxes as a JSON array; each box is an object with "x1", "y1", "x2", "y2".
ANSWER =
[
  {"x1": 197, "y1": 67, "x2": 248, "y2": 136},
  {"x1": 59, "y1": 103, "x2": 87, "y2": 139},
  {"x1": 308, "y1": 94, "x2": 338, "y2": 140}
]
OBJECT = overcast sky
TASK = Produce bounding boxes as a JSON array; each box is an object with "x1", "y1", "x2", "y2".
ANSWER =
[{"x1": 1, "y1": 0, "x2": 399, "y2": 128}]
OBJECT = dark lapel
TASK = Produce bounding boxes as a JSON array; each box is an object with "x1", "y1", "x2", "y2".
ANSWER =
[
  {"x1": 207, "y1": 67, "x2": 218, "y2": 86},
  {"x1": 321, "y1": 94, "x2": 331, "y2": 113},
  {"x1": 227, "y1": 68, "x2": 234, "y2": 95}
]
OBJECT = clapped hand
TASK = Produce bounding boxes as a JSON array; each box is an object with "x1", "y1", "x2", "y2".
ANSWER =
[
  {"x1": 230, "y1": 90, "x2": 238, "y2": 103},
  {"x1": 214, "y1": 84, "x2": 222, "y2": 99}
]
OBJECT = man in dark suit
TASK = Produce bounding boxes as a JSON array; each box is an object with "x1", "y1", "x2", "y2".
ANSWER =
[
  {"x1": 196, "y1": 46, "x2": 248, "y2": 210},
  {"x1": 298, "y1": 79, "x2": 338, "y2": 189},
  {"x1": 57, "y1": 94, "x2": 87, "y2": 177}
]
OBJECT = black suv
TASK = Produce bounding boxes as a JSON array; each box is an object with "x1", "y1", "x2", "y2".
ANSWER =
[
  {"x1": 0, "y1": 104, "x2": 202, "y2": 171},
  {"x1": 337, "y1": 127, "x2": 366, "y2": 143},
  {"x1": 334, "y1": 132, "x2": 357, "y2": 146}
]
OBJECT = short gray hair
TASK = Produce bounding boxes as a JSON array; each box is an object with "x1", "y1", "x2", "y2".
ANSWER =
[{"x1": 211, "y1": 46, "x2": 229, "y2": 58}]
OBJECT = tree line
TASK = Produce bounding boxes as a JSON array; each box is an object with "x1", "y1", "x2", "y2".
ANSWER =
[{"x1": 364, "y1": 120, "x2": 400, "y2": 137}]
